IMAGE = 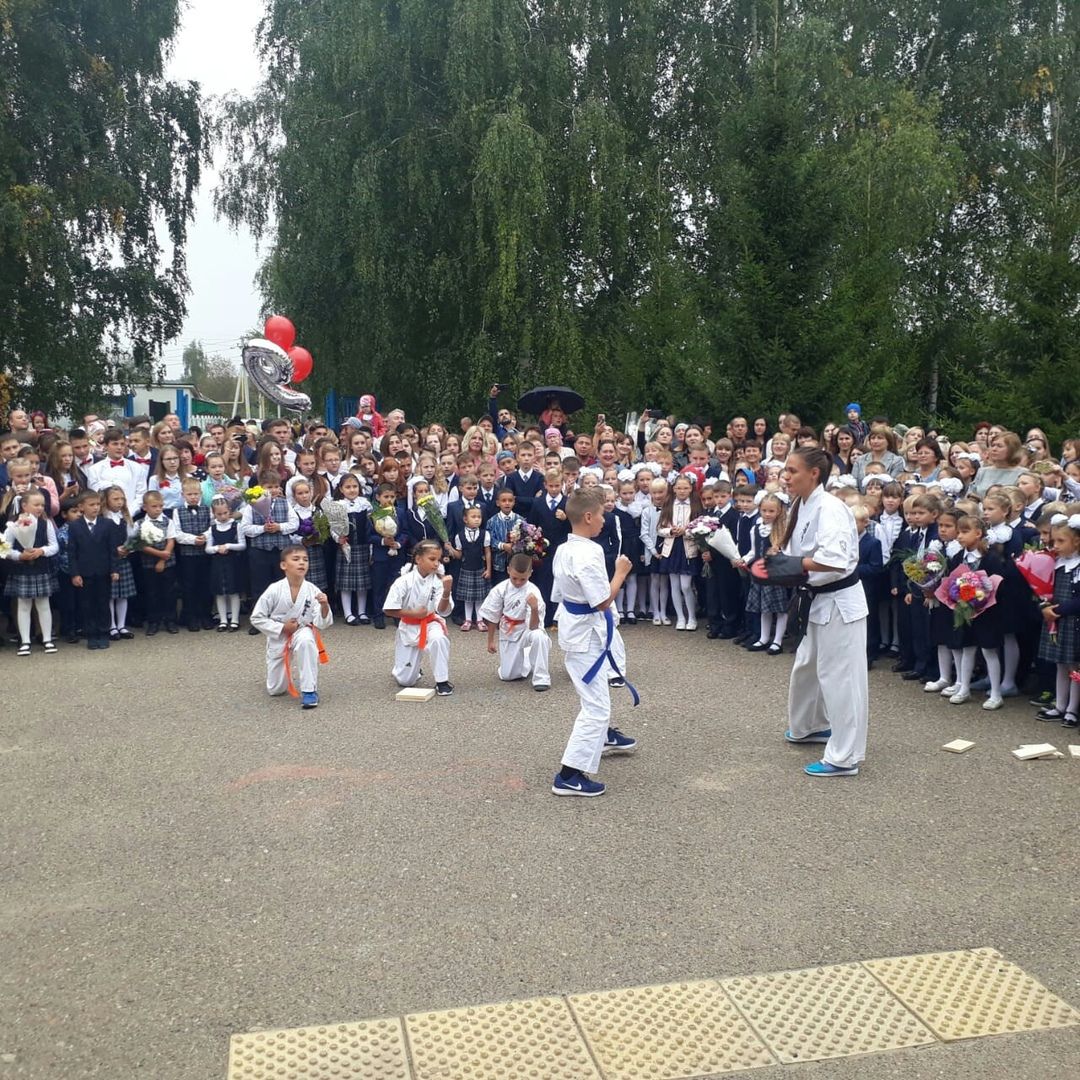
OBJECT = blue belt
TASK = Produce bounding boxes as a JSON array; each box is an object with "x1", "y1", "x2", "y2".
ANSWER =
[{"x1": 561, "y1": 601, "x2": 640, "y2": 706}]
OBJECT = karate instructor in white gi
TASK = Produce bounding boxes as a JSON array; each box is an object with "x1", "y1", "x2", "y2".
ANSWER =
[{"x1": 753, "y1": 446, "x2": 869, "y2": 776}]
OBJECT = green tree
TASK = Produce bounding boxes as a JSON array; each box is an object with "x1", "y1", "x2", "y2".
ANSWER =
[
  {"x1": 0, "y1": 1, "x2": 204, "y2": 417},
  {"x1": 182, "y1": 340, "x2": 208, "y2": 386}
]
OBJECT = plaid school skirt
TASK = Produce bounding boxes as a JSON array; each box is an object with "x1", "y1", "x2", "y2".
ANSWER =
[
  {"x1": 455, "y1": 567, "x2": 488, "y2": 605},
  {"x1": 5, "y1": 567, "x2": 57, "y2": 599},
  {"x1": 336, "y1": 543, "x2": 372, "y2": 592},
  {"x1": 111, "y1": 557, "x2": 137, "y2": 599},
  {"x1": 303, "y1": 541, "x2": 328, "y2": 591}
]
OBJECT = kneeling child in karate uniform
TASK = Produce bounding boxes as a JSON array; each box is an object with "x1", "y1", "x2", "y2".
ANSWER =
[
  {"x1": 383, "y1": 539, "x2": 455, "y2": 697},
  {"x1": 480, "y1": 552, "x2": 551, "y2": 690},
  {"x1": 250, "y1": 545, "x2": 333, "y2": 709}
]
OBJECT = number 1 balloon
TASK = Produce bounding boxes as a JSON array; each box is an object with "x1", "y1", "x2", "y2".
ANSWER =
[{"x1": 241, "y1": 338, "x2": 311, "y2": 413}]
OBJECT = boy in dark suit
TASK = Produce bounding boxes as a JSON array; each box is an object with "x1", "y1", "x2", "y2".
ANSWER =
[
  {"x1": 527, "y1": 468, "x2": 570, "y2": 626},
  {"x1": 732, "y1": 484, "x2": 759, "y2": 645},
  {"x1": 67, "y1": 489, "x2": 120, "y2": 649},
  {"x1": 889, "y1": 493, "x2": 940, "y2": 681},
  {"x1": 854, "y1": 504, "x2": 884, "y2": 666},
  {"x1": 502, "y1": 442, "x2": 544, "y2": 516}
]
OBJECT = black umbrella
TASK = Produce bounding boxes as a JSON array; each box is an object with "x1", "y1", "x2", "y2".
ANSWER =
[{"x1": 517, "y1": 386, "x2": 585, "y2": 417}]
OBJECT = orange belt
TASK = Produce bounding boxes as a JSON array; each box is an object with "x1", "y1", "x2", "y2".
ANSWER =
[
  {"x1": 501, "y1": 615, "x2": 525, "y2": 635},
  {"x1": 400, "y1": 612, "x2": 446, "y2": 650},
  {"x1": 282, "y1": 627, "x2": 329, "y2": 698}
]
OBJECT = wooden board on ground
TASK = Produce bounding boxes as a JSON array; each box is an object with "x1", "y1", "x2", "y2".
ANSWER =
[{"x1": 396, "y1": 687, "x2": 436, "y2": 702}]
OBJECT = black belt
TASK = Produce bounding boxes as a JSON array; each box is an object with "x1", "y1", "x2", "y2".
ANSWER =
[{"x1": 792, "y1": 570, "x2": 862, "y2": 643}]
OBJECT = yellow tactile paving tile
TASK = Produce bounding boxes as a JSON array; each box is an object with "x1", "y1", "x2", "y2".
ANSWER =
[
  {"x1": 863, "y1": 948, "x2": 1080, "y2": 1042},
  {"x1": 721, "y1": 962, "x2": 937, "y2": 1063},
  {"x1": 403, "y1": 996, "x2": 600, "y2": 1079},
  {"x1": 226, "y1": 949, "x2": 1080, "y2": 1078},
  {"x1": 227, "y1": 1018, "x2": 409, "y2": 1080},
  {"x1": 568, "y1": 979, "x2": 776, "y2": 1078}
]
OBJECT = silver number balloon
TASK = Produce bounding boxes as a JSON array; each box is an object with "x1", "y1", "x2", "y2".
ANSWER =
[{"x1": 241, "y1": 338, "x2": 312, "y2": 413}]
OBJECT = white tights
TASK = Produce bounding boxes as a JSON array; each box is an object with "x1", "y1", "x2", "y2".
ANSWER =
[
  {"x1": 618, "y1": 577, "x2": 638, "y2": 615},
  {"x1": 1054, "y1": 664, "x2": 1080, "y2": 716},
  {"x1": 956, "y1": 646, "x2": 1002, "y2": 697},
  {"x1": 214, "y1": 594, "x2": 241, "y2": 625},
  {"x1": 463, "y1": 600, "x2": 477, "y2": 622},
  {"x1": 340, "y1": 590, "x2": 368, "y2": 619},
  {"x1": 650, "y1": 575, "x2": 669, "y2": 620},
  {"x1": 757, "y1": 612, "x2": 789, "y2": 647},
  {"x1": 110, "y1": 598, "x2": 128, "y2": 632},
  {"x1": 937, "y1": 646, "x2": 958, "y2": 686},
  {"x1": 16, "y1": 597, "x2": 53, "y2": 645},
  {"x1": 667, "y1": 573, "x2": 696, "y2": 625},
  {"x1": 1001, "y1": 634, "x2": 1020, "y2": 691}
]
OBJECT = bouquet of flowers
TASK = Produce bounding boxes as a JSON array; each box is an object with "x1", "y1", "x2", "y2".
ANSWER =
[
  {"x1": 686, "y1": 515, "x2": 721, "y2": 544},
  {"x1": 242, "y1": 484, "x2": 272, "y2": 519},
  {"x1": 122, "y1": 518, "x2": 165, "y2": 554},
  {"x1": 324, "y1": 500, "x2": 352, "y2": 562},
  {"x1": 11, "y1": 513, "x2": 39, "y2": 551},
  {"x1": 934, "y1": 567, "x2": 1002, "y2": 628},
  {"x1": 207, "y1": 479, "x2": 244, "y2": 512},
  {"x1": 899, "y1": 547, "x2": 947, "y2": 594},
  {"x1": 369, "y1": 505, "x2": 399, "y2": 556},
  {"x1": 509, "y1": 522, "x2": 550, "y2": 564},
  {"x1": 297, "y1": 510, "x2": 331, "y2": 547},
  {"x1": 416, "y1": 493, "x2": 450, "y2": 544},
  {"x1": 706, "y1": 525, "x2": 743, "y2": 566},
  {"x1": 1015, "y1": 548, "x2": 1057, "y2": 641}
]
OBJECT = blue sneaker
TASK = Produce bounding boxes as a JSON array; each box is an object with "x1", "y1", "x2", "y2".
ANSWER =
[
  {"x1": 551, "y1": 773, "x2": 606, "y2": 797},
  {"x1": 784, "y1": 728, "x2": 831, "y2": 744},
  {"x1": 804, "y1": 760, "x2": 859, "y2": 777},
  {"x1": 301, "y1": 691, "x2": 319, "y2": 710},
  {"x1": 602, "y1": 728, "x2": 637, "y2": 755}
]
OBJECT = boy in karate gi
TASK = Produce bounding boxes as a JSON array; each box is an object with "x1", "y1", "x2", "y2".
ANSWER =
[
  {"x1": 250, "y1": 545, "x2": 333, "y2": 710},
  {"x1": 480, "y1": 552, "x2": 551, "y2": 691},
  {"x1": 551, "y1": 487, "x2": 638, "y2": 798},
  {"x1": 384, "y1": 538, "x2": 455, "y2": 696}
]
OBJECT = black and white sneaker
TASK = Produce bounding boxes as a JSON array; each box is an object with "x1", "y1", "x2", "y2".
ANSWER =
[
  {"x1": 17, "y1": 643, "x2": 30, "y2": 657},
  {"x1": 42, "y1": 641, "x2": 58, "y2": 654},
  {"x1": 435, "y1": 681, "x2": 454, "y2": 697}
]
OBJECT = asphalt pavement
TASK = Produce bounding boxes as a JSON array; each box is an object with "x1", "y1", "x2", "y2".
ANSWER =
[{"x1": 1, "y1": 622, "x2": 1078, "y2": 1078}]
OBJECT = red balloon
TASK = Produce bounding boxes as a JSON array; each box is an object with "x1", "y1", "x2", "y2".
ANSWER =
[
  {"x1": 288, "y1": 345, "x2": 313, "y2": 383},
  {"x1": 264, "y1": 315, "x2": 296, "y2": 351}
]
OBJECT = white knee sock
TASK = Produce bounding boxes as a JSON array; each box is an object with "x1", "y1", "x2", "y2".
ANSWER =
[
  {"x1": 340, "y1": 590, "x2": 354, "y2": 619},
  {"x1": 958, "y1": 647, "x2": 977, "y2": 692},
  {"x1": 982, "y1": 648, "x2": 1003, "y2": 698},
  {"x1": 772, "y1": 612, "x2": 788, "y2": 645},
  {"x1": 937, "y1": 646, "x2": 955, "y2": 684},
  {"x1": 757, "y1": 612, "x2": 774, "y2": 646},
  {"x1": 1002, "y1": 634, "x2": 1020, "y2": 690},
  {"x1": 216, "y1": 595, "x2": 228, "y2": 623}
]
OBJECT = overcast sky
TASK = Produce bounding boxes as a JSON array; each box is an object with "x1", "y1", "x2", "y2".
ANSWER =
[{"x1": 160, "y1": 0, "x2": 265, "y2": 378}]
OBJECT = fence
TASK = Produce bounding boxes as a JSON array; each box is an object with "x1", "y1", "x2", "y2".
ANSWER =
[{"x1": 324, "y1": 392, "x2": 359, "y2": 428}]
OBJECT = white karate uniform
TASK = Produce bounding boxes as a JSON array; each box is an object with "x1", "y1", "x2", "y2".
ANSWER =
[
  {"x1": 552, "y1": 535, "x2": 625, "y2": 774},
  {"x1": 783, "y1": 485, "x2": 869, "y2": 768},
  {"x1": 250, "y1": 578, "x2": 333, "y2": 696},
  {"x1": 479, "y1": 579, "x2": 551, "y2": 687},
  {"x1": 384, "y1": 565, "x2": 453, "y2": 685}
]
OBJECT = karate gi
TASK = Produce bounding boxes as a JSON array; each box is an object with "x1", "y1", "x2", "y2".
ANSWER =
[
  {"x1": 552, "y1": 535, "x2": 627, "y2": 774},
  {"x1": 384, "y1": 565, "x2": 453, "y2": 686},
  {"x1": 479, "y1": 579, "x2": 551, "y2": 688},
  {"x1": 250, "y1": 578, "x2": 333, "y2": 697},
  {"x1": 783, "y1": 485, "x2": 869, "y2": 769}
]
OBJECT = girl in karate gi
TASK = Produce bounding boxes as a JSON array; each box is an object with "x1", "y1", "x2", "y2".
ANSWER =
[
  {"x1": 250, "y1": 545, "x2": 333, "y2": 710},
  {"x1": 479, "y1": 551, "x2": 551, "y2": 690},
  {"x1": 383, "y1": 539, "x2": 455, "y2": 696}
]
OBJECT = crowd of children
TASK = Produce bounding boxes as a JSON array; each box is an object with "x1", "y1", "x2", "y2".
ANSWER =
[{"x1": 3, "y1": 403, "x2": 1079, "y2": 749}]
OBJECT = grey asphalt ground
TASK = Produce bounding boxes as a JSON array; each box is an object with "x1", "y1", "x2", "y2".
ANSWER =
[{"x1": 1, "y1": 623, "x2": 1078, "y2": 1079}]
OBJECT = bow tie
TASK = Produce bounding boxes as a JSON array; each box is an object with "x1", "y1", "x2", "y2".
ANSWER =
[
  {"x1": 109, "y1": 459, "x2": 125, "y2": 467},
  {"x1": 132, "y1": 457, "x2": 151, "y2": 465}
]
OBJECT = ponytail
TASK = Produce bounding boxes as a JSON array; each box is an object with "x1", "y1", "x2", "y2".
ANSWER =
[{"x1": 778, "y1": 446, "x2": 831, "y2": 549}]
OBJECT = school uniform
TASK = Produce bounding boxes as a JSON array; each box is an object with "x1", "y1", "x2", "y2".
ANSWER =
[
  {"x1": 746, "y1": 522, "x2": 792, "y2": 613},
  {"x1": 890, "y1": 522, "x2": 938, "y2": 678},
  {"x1": 446, "y1": 497, "x2": 484, "y2": 538},
  {"x1": 2, "y1": 515, "x2": 59, "y2": 598},
  {"x1": 528, "y1": 494, "x2": 570, "y2": 626},
  {"x1": 67, "y1": 514, "x2": 120, "y2": 641},
  {"x1": 104, "y1": 512, "x2": 137, "y2": 601},
  {"x1": 384, "y1": 565, "x2": 453, "y2": 686},
  {"x1": 405, "y1": 506, "x2": 444, "y2": 545},
  {"x1": 241, "y1": 496, "x2": 299, "y2": 602},
  {"x1": 1000, "y1": 518, "x2": 1042, "y2": 686},
  {"x1": 856, "y1": 529, "x2": 884, "y2": 659},
  {"x1": 708, "y1": 503, "x2": 742, "y2": 637},
  {"x1": 138, "y1": 512, "x2": 179, "y2": 628},
  {"x1": 594, "y1": 510, "x2": 621, "y2": 580},
  {"x1": 502, "y1": 468, "x2": 544, "y2": 516},
  {"x1": 479, "y1": 579, "x2": 551, "y2": 688},
  {"x1": 174, "y1": 503, "x2": 213, "y2": 628},
  {"x1": 368, "y1": 506, "x2": 410, "y2": 626},
  {"x1": 1037, "y1": 555, "x2": 1080, "y2": 665},
  {"x1": 929, "y1": 545, "x2": 965, "y2": 652},
  {"x1": 205, "y1": 519, "x2": 246, "y2": 623},
  {"x1": 54, "y1": 521, "x2": 78, "y2": 639},
  {"x1": 453, "y1": 527, "x2": 488, "y2": 609},
  {"x1": 86, "y1": 456, "x2": 148, "y2": 510},
  {"x1": 485, "y1": 510, "x2": 524, "y2": 585},
  {"x1": 337, "y1": 497, "x2": 373, "y2": 595},
  {"x1": 552, "y1": 535, "x2": 631, "y2": 776},
  {"x1": 289, "y1": 506, "x2": 327, "y2": 591},
  {"x1": 1022, "y1": 499, "x2": 1045, "y2": 525},
  {"x1": 251, "y1": 578, "x2": 333, "y2": 697},
  {"x1": 148, "y1": 473, "x2": 186, "y2": 515},
  {"x1": 476, "y1": 486, "x2": 499, "y2": 519},
  {"x1": 782, "y1": 485, "x2": 868, "y2": 770},
  {"x1": 734, "y1": 509, "x2": 759, "y2": 641},
  {"x1": 875, "y1": 509, "x2": 904, "y2": 650}
]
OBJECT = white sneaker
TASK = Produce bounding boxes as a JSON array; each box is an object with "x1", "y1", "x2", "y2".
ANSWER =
[
  {"x1": 940, "y1": 683, "x2": 959, "y2": 696},
  {"x1": 652, "y1": 616, "x2": 662, "y2": 626},
  {"x1": 949, "y1": 690, "x2": 971, "y2": 704},
  {"x1": 982, "y1": 696, "x2": 1004, "y2": 710},
  {"x1": 675, "y1": 619, "x2": 687, "y2": 631},
  {"x1": 686, "y1": 619, "x2": 698, "y2": 631},
  {"x1": 661, "y1": 616, "x2": 672, "y2": 626},
  {"x1": 924, "y1": 678, "x2": 951, "y2": 692}
]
